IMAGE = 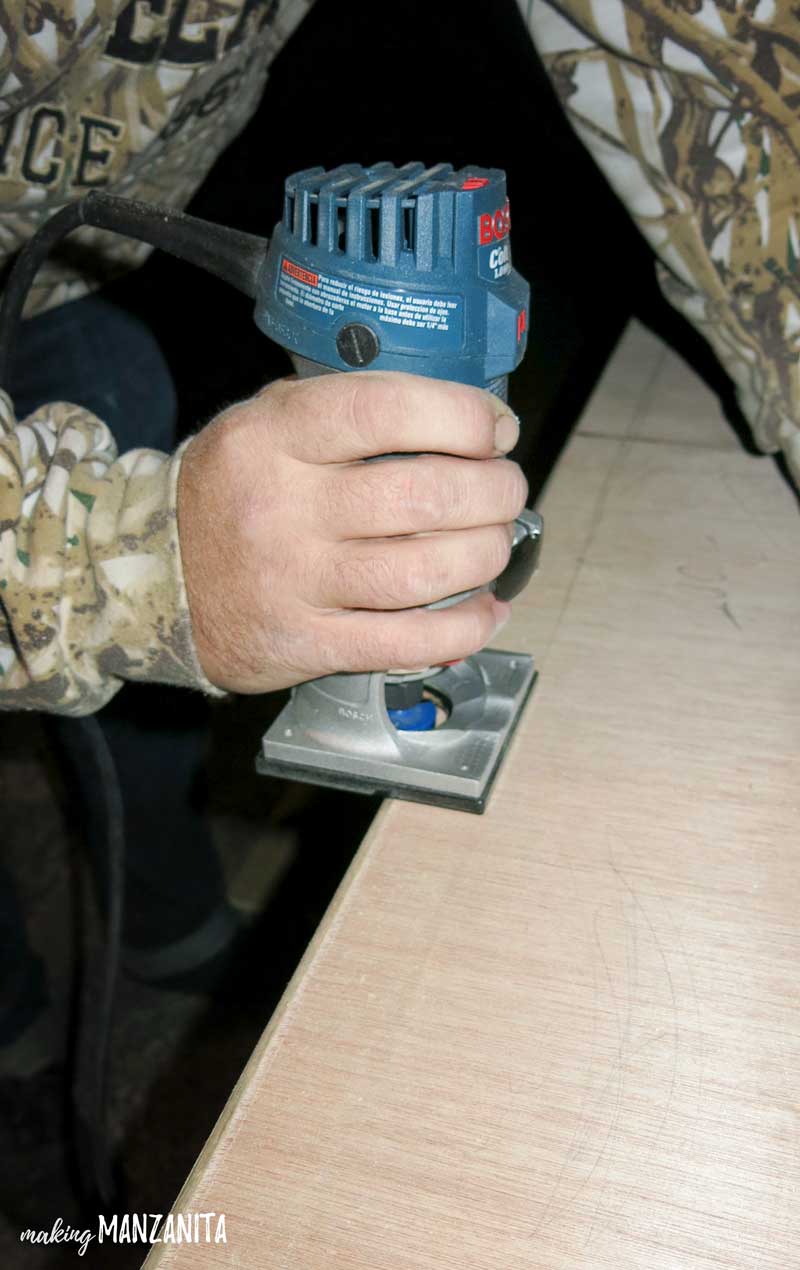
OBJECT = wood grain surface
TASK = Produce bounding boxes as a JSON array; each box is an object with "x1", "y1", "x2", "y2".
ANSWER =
[{"x1": 144, "y1": 323, "x2": 800, "y2": 1269}]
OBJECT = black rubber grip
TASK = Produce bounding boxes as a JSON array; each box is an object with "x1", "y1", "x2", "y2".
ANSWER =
[{"x1": 494, "y1": 509, "x2": 543, "y2": 602}]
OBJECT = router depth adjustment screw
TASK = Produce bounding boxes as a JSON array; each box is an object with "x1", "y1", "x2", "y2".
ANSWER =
[{"x1": 336, "y1": 323, "x2": 380, "y2": 367}]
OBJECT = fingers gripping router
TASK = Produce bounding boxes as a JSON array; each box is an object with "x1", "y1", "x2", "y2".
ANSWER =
[
  {"x1": 254, "y1": 163, "x2": 543, "y2": 812},
  {"x1": 0, "y1": 161, "x2": 543, "y2": 814}
]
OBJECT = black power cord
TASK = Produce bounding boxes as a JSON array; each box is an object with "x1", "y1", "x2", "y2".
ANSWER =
[
  {"x1": 63, "y1": 714, "x2": 126, "y2": 1213},
  {"x1": 0, "y1": 191, "x2": 269, "y2": 1212},
  {"x1": 0, "y1": 191, "x2": 267, "y2": 384}
]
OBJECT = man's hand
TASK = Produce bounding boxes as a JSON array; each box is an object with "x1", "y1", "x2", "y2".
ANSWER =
[{"x1": 177, "y1": 371, "x2": 528, "y2": 694}]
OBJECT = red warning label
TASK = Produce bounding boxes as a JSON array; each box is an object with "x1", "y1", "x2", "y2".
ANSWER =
[
  {"x1": 282, "y1": 258, "x2": 319, "y2": 287},
  {"x1": 278, "y1": 255, "x2": 463, "y2": 349}
]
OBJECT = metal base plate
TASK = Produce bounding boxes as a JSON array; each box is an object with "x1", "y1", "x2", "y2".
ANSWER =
[{"x1": 256, "y1": 649, "x2": 536, "y2": 814}]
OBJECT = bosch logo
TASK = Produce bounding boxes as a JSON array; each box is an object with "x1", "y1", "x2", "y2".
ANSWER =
[
  {"x1": 337, "y1": 706, "x2": 373, "y2": 723},
  {"x1": 478, "y1": 201, "x2": 511, "y2": 245}
]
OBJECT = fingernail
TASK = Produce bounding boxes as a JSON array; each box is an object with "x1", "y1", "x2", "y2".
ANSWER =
[{"x1": 494, "y1": 413, "x2": 520, "y2": 455}]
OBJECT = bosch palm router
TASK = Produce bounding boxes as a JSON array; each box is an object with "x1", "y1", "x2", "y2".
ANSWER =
[
  {"x1": 253, "y1": 162, "x2": 542, "y2": 812},
  {"x1": 0, "y1": 161, "x2": 543, "y2": 813}
]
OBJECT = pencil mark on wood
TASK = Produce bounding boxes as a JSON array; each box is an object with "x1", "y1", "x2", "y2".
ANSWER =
[{"x1": 722, "y1": 599, "x2": 743, "y2": 629}]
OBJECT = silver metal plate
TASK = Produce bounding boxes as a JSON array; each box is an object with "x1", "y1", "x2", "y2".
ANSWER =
[{"x1": 256, "y1": 649, "x2": 536, "y2": 813}]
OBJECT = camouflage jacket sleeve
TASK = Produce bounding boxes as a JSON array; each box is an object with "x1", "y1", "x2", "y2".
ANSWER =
[
  {"x1": 519, "y1": 0, "x2": 800, "y2": 487},
  {"x1": 0, "y1": 391, "x2": 220, "y2": 715}
]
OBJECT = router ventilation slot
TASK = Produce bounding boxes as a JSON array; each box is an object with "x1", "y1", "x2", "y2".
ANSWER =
[
  {"x1": 369, "y1": 204, "x2": 380, "y2": 260},
  {"x1": 403, "y1": 203, "x2": 416, "y2": 252}
]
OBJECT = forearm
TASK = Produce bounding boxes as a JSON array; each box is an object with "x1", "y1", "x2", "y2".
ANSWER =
[{"x1": 0, "y1": 391, "x2": 219, "y2": 714}]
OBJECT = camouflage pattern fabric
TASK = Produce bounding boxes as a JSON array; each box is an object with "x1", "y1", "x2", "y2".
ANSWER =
[
  {"x1": 519, "y1": 0, "x2": 800, "y2": 485},
  {"x1": 0, "y1": 392, "x2": 222, "y2": 711},
  {"x1": 0, "y1": 0, "x2": 311, "y2": 711},
  {"x1": 0, "y1": 0, "x2": 312, "y2": 315}
]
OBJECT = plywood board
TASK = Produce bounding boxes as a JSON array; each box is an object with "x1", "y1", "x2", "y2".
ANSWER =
[{"x1": 144, "y1": 323, "x2": 800, "y2": 1269}]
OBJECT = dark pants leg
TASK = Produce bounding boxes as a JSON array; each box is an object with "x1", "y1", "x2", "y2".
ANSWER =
[
  {"x1": 0, "y1": 860, "x2": 47, "y2": 1046},
  {"x1": 4, "y1": 291, "x2": 227, "y2": 1003}
]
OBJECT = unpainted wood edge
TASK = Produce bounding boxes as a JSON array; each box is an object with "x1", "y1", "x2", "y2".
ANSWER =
[{"x1": 141, "y1": 798, "x2": 396, "y2": 1268}]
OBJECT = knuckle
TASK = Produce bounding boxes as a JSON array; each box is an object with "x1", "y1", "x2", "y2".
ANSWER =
[
  {"x1": 247, "y1": 376, "x2": 294, "y2": 438},
  {"x1": 394, "y1": 538, "x2": 448, "y2": 604},
  {"x1": 340, "y1": 461, "x2": 417, "y2": 531},
  {"x1": 279, "y1": 378, "x2": 337, "y2": 461},
  {"x1": 430, "y1": 461, "x2": 470, "y2": 526},
  {"x1": 377, "y1": 635, "x2": 415, "y2": 671},
  {"x1": 357, "y1": 613, "x2": 431, "y2": 672},
  {"x1": 417, "y1": 539, "x2": 452, "y2": 600},
  {"x1": 363, "y1": 460, "x2": 436, "y2": 532},
  {"x1": 204, "y1": 405, "x2": 253, "y2": 469},
  {"x1": 253, "y1": 374, "x2": 292, "y2": 410},
  {"x1": 274, "y1": 375, "x2": 376, "y2": 463},
  {"x1": 342, "y1": 623, "x2": 400, "y2": 673},
  {"x1": 383, "y1": 461, "x2": 425, "y2": 519},
  {"x1": 390, "y1": 623, "x2": 436, "y2": 670},
  {"x1": 320, "y1": 465, "x2": 362, "y2": 531},
  {"x1": 345, "y1": 374, "x2": 408, "y2": 453},
  {"x1": 287, "y1": 612, "x2": 337, "y2": 677},
  {"x1": 333, "y1": 540, "x2": 447, "y2": 612},
  {"x1": 334, "y1": 549, "x2": 411, "y2": 609},
  {"x1": 444, "y1": 478, "x2": 472, "y2": 526}
]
